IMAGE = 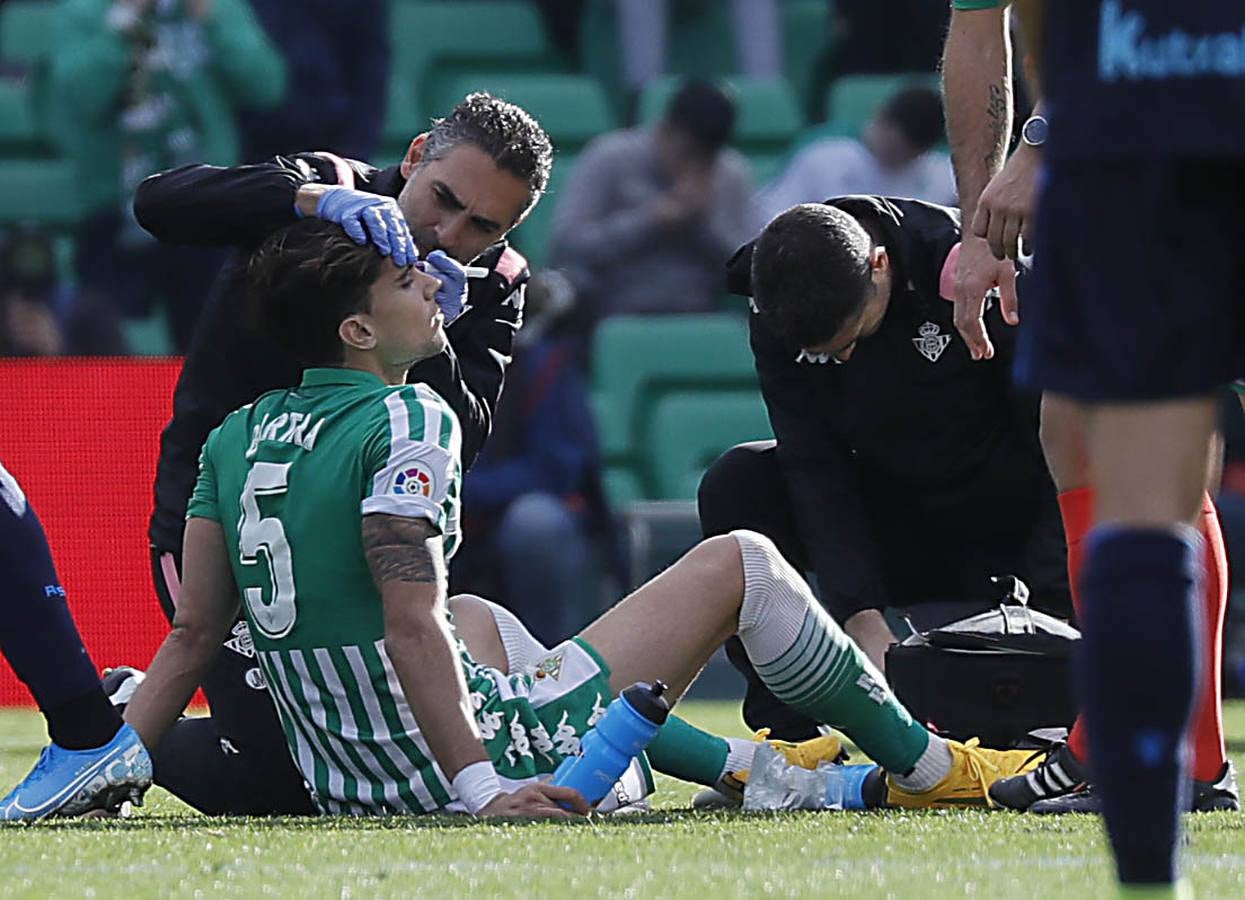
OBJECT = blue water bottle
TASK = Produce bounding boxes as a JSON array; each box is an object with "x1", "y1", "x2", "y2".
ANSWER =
[{"x1": 550, "y1": 680, "x2": 671, "y2": 807}]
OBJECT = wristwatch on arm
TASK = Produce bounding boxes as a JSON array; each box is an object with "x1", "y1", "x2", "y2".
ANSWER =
[{"x1": 1020, "y1": 114, "x2": 1049, "y2": 148}]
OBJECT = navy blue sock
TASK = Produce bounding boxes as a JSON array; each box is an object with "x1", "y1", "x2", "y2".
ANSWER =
[
  {"x1": 0, "y1": 482, "x2": 120, "y2": 749},
  {"x1": 1080, "y1": 526, "x2": 1200, "y2": 885}
]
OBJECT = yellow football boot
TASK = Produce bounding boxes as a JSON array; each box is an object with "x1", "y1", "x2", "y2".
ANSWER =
[{"x1": 885, "y1": 738, "x2": 1044, "y2": 809}]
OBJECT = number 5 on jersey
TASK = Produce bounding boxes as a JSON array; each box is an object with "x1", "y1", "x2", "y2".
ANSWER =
[{"x1": 238, "y1": 461, "x2": 297, "y2": 638}]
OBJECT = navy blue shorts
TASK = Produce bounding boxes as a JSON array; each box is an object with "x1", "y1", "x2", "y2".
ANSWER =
[{"x1": 1016, "y1": 159, "x2": 1245, "y2": 401}]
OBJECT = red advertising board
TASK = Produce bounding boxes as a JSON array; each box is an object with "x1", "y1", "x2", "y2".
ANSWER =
[{"x1": 0, "y1": 358, "x2": 183, "y2": 706}]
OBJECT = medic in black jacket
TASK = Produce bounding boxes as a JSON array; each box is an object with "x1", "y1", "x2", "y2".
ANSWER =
[
  {"x1": 129, "y1": 94, "x2": 553, "y2": 815},
  {"x1": 699, "y1": 196, "x2": 1070, "y2": 740}
]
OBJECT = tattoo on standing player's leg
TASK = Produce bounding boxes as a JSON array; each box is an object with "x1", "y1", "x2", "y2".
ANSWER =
[
  {"x1": 985, "y1": 80, "x2": 1009, "y2": 170},
  {"x1": 361, "y1": 514, "x2": 445, "y2": 584}
]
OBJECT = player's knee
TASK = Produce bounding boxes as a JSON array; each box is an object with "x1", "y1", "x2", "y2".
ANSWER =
[
  {"x1": 448, "y1": 594, "x2": 509, "y2": 670},
  {"x1": 727, "y1": 529, "x2": 801, "y2": 635},
  {"x1": 447, "y1": 592, "x2": 490, "y2": 617},
  {"x1": 725, "y1": 529, "x2": 788, "y2": 598},
  {"x1": 728, "y1": 529, "x2": 780, "y2": 563},
  {"x1": 682, "y1": 533, "x2": 746, "y2": 599}
]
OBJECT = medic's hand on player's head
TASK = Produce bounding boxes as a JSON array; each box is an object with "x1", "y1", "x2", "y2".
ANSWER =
[
  {"x1": 420, "y1": 249, "x2": 469, "y2": 324},
  {"x1": 312, "y1": 186, "x2": 417, "y2": 268}
]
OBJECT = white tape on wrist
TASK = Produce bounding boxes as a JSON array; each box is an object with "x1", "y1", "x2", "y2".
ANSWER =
[{"x1": 451, "y1": 761, "x2": 503, "y2": 814}]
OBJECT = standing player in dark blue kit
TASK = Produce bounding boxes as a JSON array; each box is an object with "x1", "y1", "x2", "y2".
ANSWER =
[
  {"x1": 1014, "y1": 1, "x2": 1245, "y2": 894},
  {"x1": 0, "y1": 462, "x2": 152, "y2": 819}
]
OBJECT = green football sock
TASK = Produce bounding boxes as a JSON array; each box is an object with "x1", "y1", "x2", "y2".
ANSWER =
[
  {"x1": 734, "y1": 531, "x2": 930, "y2": 775},
  {"x1": 645, "y1": 715, "x2": 731, "y2": 787}
]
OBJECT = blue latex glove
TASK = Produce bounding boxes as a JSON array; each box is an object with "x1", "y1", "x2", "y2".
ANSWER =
[
  {"x1": 313, "y1": 187, "x2": 416, "y2": 267},
  {"x1": 422, "y1": 249, "x2": 469, "y2": 323}
]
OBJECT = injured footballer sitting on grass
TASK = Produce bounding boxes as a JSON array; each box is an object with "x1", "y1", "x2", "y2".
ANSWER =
[{"x1": 11, "y1": 218, "x2": 1040, "y2": 819}]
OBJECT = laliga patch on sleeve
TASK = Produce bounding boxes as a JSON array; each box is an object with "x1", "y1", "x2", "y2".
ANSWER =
[{"x1": 390, "y1": 460, "x2": 436, "y2": 499}]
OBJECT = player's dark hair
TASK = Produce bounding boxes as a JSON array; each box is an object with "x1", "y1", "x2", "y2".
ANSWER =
[
  {"x1": 879, "y1": 86, "x2": 945, "y2": 154},
  {"x1": 247, "y1": 219, "x2": 384, "y2": 367},
  {"x1": 421, "y1": 92, "x2": 554, "y2": 211},
  {"x1": 751, "y1": 204, "x2": 874, "y2": 348},
  {"x1": 664, "y1": 79, "x2": 737, "y2": 158}
]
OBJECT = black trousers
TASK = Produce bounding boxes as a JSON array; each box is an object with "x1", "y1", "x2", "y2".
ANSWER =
[
  {"x1": 698, "y1": 441, "x2": 1070, "y2": 741},
  {"x1": 151, "y1": 549, "x2": 316, "y2": 816}
]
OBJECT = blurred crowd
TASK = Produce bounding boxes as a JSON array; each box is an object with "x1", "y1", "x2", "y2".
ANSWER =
[
  {"x1": 0, "y1": 0, "x2": 956, "y2": 357},
  {"x1": 5, "y1": 0, "x2": 1245, "y2": 680}
]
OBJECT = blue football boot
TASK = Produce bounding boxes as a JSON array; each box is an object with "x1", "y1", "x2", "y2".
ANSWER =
[{"x1": 0, "y1": 723, "x2": 153, "y2": 820}]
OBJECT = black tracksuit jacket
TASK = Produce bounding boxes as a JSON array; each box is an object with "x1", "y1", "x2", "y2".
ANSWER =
[{"x1": 726, "y1": 195, "x2": 1068, "y2": 621}]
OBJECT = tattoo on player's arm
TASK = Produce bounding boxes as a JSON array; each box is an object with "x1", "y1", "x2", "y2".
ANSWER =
[
  {"x1": 361, "y1": 514, "x2": 445, "y2": 585},
  {"x1": 985, "y1": 81, "x2": 1009, "y2": 170}
]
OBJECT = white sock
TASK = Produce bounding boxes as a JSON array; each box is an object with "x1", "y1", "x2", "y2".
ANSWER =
[
  {"x1": 721, "y1": 737, "x2": 757, "y2": 781},
  {"x1": 890, "y1": 734, "x2": 953, "y2": 792},
  {"x1": 480, "y1": 597, "x2": 548, "y2": 671}
]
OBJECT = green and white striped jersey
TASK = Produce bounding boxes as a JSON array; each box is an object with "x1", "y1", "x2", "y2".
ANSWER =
[{"x1": 189, "y1": 367, "x2": 465, "y2": 813}]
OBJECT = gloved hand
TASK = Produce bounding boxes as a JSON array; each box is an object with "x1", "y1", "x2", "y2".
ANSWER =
[
  {"x1": 313, "y1": 187, "x2": 415, "y2": 267},
  {"x1": 422, "y1": 249, "x2": 469, "y2": 323}
]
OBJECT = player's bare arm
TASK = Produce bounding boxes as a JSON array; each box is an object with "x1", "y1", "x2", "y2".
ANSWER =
[
  {"x1": 362, "y1": 512, "x2": 447, "y2": 584},
  {"x1": 942, "y1": 4, "x2": 1020, "y2": 359},
  {"x1": 124, "y1": 518, "x2": 241, "y2": 750},
  {"x1": 970, "y1": 108, "x2": 1042, "y2": 263},
  {"x1": 362, "y1": 513, "x2": 587, "y2": 819},
  {"x1": 362, "y1": 512, "x2": 487, "y2": 784}
]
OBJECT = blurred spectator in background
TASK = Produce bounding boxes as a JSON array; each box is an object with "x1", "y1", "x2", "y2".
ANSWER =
[
  {"x1": 549, "y1": 79, "x2": 754, "y2": 323},
  {"x1": 614, "y1": 0, "x2": 781, "y2": 92},
  {"x1": 0, "y1": 227, "x2": 126, "y2": 357},
  {"x1": 47, "y1": 0, "x2": 286, "y2": 353},
  {"x1": 758, "y1": 86, "x2": 954, "y2": 222},
  {"x1": 451, "y1": 270, "x2": 622, "y2": 645},
  {"x1": 239, "y1": 0, "x2": 388, "y2": 162},
  {"x1": 0, "y1": 229, "x2": 62, "y2": 357}
]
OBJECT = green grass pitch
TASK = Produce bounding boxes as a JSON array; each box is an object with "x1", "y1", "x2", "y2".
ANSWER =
[{"x1": 3, "y1": 702, "x2": 1245, "y2": 899}]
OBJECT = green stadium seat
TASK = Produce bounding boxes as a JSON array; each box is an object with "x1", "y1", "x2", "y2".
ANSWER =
[
  {"x1": 637, "y1": 76, "x2": 802, "y2": 155},
  {"x1": 428, "y1": 73, "x2": 615, "y2": 154},
  {"x1": 822, "y1": 72, "x2": 941, "y2": 139},
  {"x1": 390, "y1": 1, "x2": 552, "y2": 79},
  {"x1": 0, "y1": 80, "x2": 42, "y2": 153},
  {"x1": 602, "y1": 465, "x2": 645, "y2": 509},
  {"x1": 0, "y1": 1, "x2": 55, "y2": 67},
  {"x1": 378, "y1": 76, "x2": 424, "y2": 166},
  {"x1": 578, "y1": 0, "x2": 738, "y2": 109},
  {"x1": 507, "y1": 152, "x2": 571, "y2": 269},
  {"x1": 0, "y1": 159, "x2": 80, "y2": 226},
  {"x1": 581, "y1": 0, "x2": 831, "y2": 121},
  {"x1": 122, "y1": 309, "x2": 174, "y2": 357},
  {"x1": 666, "y1": 0, "x2": 736, "y2": 82},
  {"x1": 387, "y1": 1, "x2": 555, "y2": 136},
  {"x1": 576, "y1": 0, "x2": 625, "y2": 114},
  {"x1": 647, "y1": 391, "x2": 773, "y2": 500},
  {"x1": 782, "y1": 0, "x2": 834, "y2": 116},
  {"x1": 591, "y1": 314, "x2": 757, "y2": 462}
]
